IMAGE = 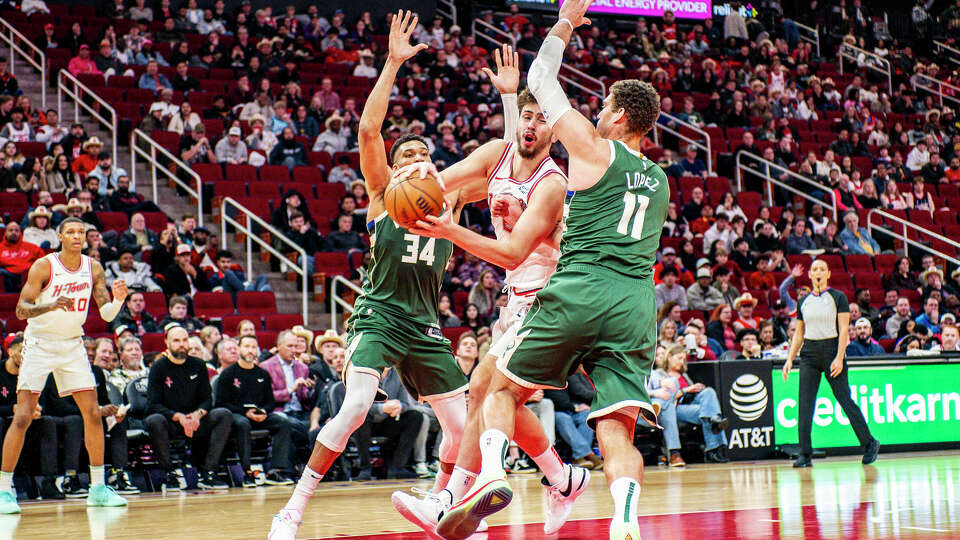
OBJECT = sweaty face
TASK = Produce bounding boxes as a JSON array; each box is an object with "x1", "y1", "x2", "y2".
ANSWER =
[
  {"x1": 515, "y1": 104, "x2": 552, "y2": 159},
  {"x1": 392, "y1": 140, "x2": 430, "y2": 169}
]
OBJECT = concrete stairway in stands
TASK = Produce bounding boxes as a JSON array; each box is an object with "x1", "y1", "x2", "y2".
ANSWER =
[{"x1": 4, "y1": 48, "x2": 333, "y2": 330}]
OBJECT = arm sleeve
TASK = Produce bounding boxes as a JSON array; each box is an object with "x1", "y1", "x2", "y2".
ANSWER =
[
  {"x1": 501, "y1": 93, "x2": 518, "y2": 145},
  {"x1": 526, "y1": 36, "x2": 573, "y2": 128}
]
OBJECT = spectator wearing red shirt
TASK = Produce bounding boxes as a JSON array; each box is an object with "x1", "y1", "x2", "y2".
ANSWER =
[
  {"x1": 71, "y1": 137, "x2": 102, "y2": 178},
  {"x1": 67, "y1": 44, "x2": 102, "y2": 77},
  {"x1": 0, "y1": 221, "x2": 44, "y2": 292},
  {"x1": 661, "y1": 10, "x2": 678, "y2": 42},
  {"x1": 748, "y1": 257, "x2": 778, "y2": 290},
  {"x1": 503, "y1": 4, "x2": 530, "y2": 29},
  {"x1": 653, "y1": 247, "x2": 694, "y2": 287},
  {"x1": 732, "y1": 293, "x2": 762, "y2": 333}
]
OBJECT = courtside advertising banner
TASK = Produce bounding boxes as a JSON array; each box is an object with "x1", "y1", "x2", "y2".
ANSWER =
[
  {"x1": 556, "y1": 0, "x2": 713, "y2": 19},
  {"x1": 773, "y1": 364, "x2": 960, "y2": 447}
]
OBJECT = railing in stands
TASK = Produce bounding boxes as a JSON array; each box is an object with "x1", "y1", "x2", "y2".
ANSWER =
[
  {"x1": 734, "y1": 150, "x2": 838, "y2": 222},
  {"x1": 866, "y1": 209, "x2": 960, "y2": 266},
  {"x1": 330, "y1": 275, "x2": 363, "y2": 333},
  {"x1": 838, "y1": 43, "x2": 892, "y2": 91},
  {"x1": 436, "y1": 0, "x2": 457, "y2": 25},
  {"x1": 0, "y1": 17, "x2": 46, "y2": 108},
  {"x1": 911, "y1": 73, "x2": 960, "y2": 108},
  {"x1": 652, "y1": 112, "x2": 713, "y2": 174},
  {"x1": 220, "y1": 197, "x2": 309, "y2": 325},
  {"x1": 129, "y1": 128, "x2": 203, "y2": 226},
  {"x1": 59, "y1": 70, "x2": 117, "y2": 163},
  {"x1": 933, "y1": 41, "x2": 960, "y2": 67},
  {"x1": 471, "y1": 18, "x2": 514, "y2": 49},
  {"x1": 788, "y1": 20, "x2": 820, "y2": 58}
]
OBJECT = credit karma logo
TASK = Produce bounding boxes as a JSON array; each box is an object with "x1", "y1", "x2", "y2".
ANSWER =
[
  {"x1": 729, "y1": 374, "x2": 768, "y2": 422},
  {"x1": 776, "y1": 384, "x2": 960, "y2": 428}
]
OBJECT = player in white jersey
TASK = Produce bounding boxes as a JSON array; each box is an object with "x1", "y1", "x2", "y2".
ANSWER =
[
  {"x1": 391, "y1": 45, "x2": 589, "y2": 539},
  {"x1": 0, "y1": 217, "x2": 129, "y2": 513}
]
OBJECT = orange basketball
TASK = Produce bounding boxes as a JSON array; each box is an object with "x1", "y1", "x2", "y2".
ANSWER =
[{"x1": 384, "y1": 166, "x2": 444, "y2": 228}]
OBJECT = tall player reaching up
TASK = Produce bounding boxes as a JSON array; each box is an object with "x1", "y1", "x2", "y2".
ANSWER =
[
  {"x1": 394, "y1": 44, "x2": 590, "y2": 538},
  {"x1": 432, "y1": 0, "x2": 669, "y2": 538},
  {"x1": 269, "y1": 11, "x2": 471, "y2": 539},
  {"x1": 0, "y1": 217, "x2": 129, "y2": 513}
]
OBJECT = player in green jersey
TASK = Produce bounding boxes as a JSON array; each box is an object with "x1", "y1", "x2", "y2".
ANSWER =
[
  {"x1": 269, "y1": 12, "x2": 469, "y2": 540},
  {"x1": 434, "y1": 1, "x2": 668, "y2": 539}
]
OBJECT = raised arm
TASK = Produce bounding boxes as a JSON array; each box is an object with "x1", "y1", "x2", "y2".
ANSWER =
[
  {"x1": 358, "y1": 10, "x2": 427, "y2": 197},
  {"x1": 91, "y1": 260, "x2": 128, "y2": 322},
  {"x1": 409, "y1": 173, "x2": 566, "y2": 270},
  {"x1": 15, "y1": 258, "x2": 68, "y2": 320},
  {"x1": 527, "y1": 0, "x2": 609, "y2": 189},
  {"x1": 482, "y1": 44, "x2": 521, "y2": 145}
]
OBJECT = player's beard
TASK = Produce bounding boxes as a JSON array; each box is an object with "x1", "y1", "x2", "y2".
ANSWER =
[{"x1": 516, "y1": 133, "x2": 549, "y2": 159}]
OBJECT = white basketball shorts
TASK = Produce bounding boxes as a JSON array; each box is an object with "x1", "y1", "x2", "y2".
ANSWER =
[{"x1": 17, "y1": 336, "x2": 96, "y2": 395}]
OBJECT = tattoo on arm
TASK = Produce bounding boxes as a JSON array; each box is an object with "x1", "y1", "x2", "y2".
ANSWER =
[
  {"x1": 16, "y1": 301, "x2": 52, "y2": 320},
  {"x1": 92, "y1": 262, "x2": 111, "y2": 308}
]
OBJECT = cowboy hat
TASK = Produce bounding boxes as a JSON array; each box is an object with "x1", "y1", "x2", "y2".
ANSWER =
[
  {"x1": 65, "y1": 198, "x2": 85, "y2": 211},
  {"x1": 324, "y1": 114, "x2": 344, "y2": 129},
  {"x1": 249, "y1": 114, "x2": 267, "y2": 126},
  {"x1": 921, "y1": 267, "x2": 944, "y2": 282},
  {"x1": 733, "y1": 293, "x2": 759, "y2": 310},
  {"x1": 28, "y1": 206, "x2": 52, "y2": 220},
  {"x1": 313, "y1": 329, "x2": 344, "y2": 351},
  {"x1": 82, "y1": 137, "x2": 102, "y2": 150},
  {"x1": 291, "y1": 325, "x2": 314, "y2": 346}
]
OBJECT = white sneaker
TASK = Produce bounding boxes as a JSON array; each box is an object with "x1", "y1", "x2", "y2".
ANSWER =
[
  {"x1": 268, "y1": 509, "x2": 302, "y2": 540},
  {"x1": 543, "y1": 465, "x2": 590, "y2": 534},
  {"x1": 392, "y1": 488, "x2": 449, "y2": 538},
  {"x1": 609, "y1": 519, "x2": 641, "y2": 540},
  {"x1": 476, "y1": 519, "x2": 489, "y2": 532}
]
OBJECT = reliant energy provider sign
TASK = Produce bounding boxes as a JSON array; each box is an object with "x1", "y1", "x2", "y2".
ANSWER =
[
  {"x1": 557, "y1": 0, "x2": 713, "y2": 19},
  {"x1": 773, "y1": 364, "x2": 960, "y2": 447}
]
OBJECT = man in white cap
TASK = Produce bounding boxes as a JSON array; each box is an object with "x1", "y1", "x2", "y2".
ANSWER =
[
  {"x1": 687, "y1": 266, "x2": 724, "y2": 311},
  {"x1": 215, "y1": 126, "x2": 248, "y2": 164},
  {"x1": 353, "y1": 49, "x2": 377, "y2": 78},
  {"x1": 846, "y1": 318, "x2": 885, "y2": 357},
  {"x1": 312, "y1": 114, "x2": 348, "y2": 154}
]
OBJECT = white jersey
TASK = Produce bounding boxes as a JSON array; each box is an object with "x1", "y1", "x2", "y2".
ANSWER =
[
  {"x1": 487, "y1": 141, "x2": 564, "y2": 291},
  {"x1": 25, "y1": 253, "x2": 93, "y2": 340}
]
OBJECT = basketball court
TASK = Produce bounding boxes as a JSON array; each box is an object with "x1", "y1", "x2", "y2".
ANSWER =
[{"x1": 1, "y1": 451, "x2": 956, "y2": 539}]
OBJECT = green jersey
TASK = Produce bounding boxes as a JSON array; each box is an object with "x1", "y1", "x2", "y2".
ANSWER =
[
  {"x1": 559, "y1": 140, "x2": 670, "y2": 280},
  {"x1": 352, "y1": 211, "x2": 454, "y2": 327}
]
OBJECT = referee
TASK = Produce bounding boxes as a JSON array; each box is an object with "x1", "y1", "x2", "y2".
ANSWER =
[{"x1": 783, "y1": 260, "x2": 879, "y2": 467}]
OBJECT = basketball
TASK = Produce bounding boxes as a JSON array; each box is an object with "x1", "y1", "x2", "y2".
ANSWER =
[{"x1": 384, "y1": 164, "x2": 445, "y2": 228}]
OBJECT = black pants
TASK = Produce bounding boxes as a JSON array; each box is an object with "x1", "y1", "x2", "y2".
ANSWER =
[
  {"x1": 50, "y1": 415, "x2": 84, "y2": 471},
  {"x1": 103, "y1": 417, "x2": 129, "y2": 469},
  {"x1": 230, "y1": 412, "x2": 293, "y2": 472},
  {"x1": 0, "y1": 416, "x2": 57, "y2": 476},
  {"x1": 798, "y1": 338, "x2": 874, "y2": 455},
  {"x1": 354, "y1": 410, "x2": 421, "y2": 471},
  {"x1": 145, "y1": 408, "x2": 232, "y2": 471}
]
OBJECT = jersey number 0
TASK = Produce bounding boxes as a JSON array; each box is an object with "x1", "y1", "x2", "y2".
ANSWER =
[{"x1": 617, "y1": 193, "x2": 650, "y2": 240}]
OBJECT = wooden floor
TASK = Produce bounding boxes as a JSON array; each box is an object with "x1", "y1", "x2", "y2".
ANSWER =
[{"x1": 2, "y1": 451, "x2": 958, "y2": 539}]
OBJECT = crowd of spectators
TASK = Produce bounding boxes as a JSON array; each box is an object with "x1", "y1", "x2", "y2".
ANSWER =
[{"x1": 0, "y1": 0, "x2": 959, "y2": 492}]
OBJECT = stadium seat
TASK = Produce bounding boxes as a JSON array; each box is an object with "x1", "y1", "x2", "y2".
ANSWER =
[
  {"x1": 292, "y1": 167, "x2": 325, "y2": 184},
  {"x1": 141, "y1": 212, "x2": 169, "y2": 232},
  {"x1": 313, "y1": 252, "x2": 351, "y2": 277},
  {"x1": 222, "y1": 314, "x2": 260, "y2": 334},
  {"x1": 0, "y1": 294, "x2": 18, "y2": 315},
  {"x1": 194, "y1": 292, "x2": 235, "y2": 319},
  {"x1": 315, "y1": 183, "x2": 347, "y2": 200},
  {"x1": 143, "y1": 292, "x2": 168, "y2": 317},
  {"x1": 260, "y1": 165, "x2": 291, "y2": 183},
  {"x1": 225, "y1": 164, "x2": 259, "y2": 183},
  {"x1": 98, "y1": 212, "x2": 129, "y2": 233},
  {"x1": 141, "y1": 333, "x2": 165, "y2": 353},
  {"x1": 256, "y1": 331, "x2": 279, "y2": 350},
  {"x1": 845, "y1": 255, "x2": 873, "y2": 272},
  {"x1": 442, "y1": 326, "x2": 470, "y2": 344},
  {"x1": 237, "y1": 291, "x2": 277, "y2": 313},
  {"x1": 265, "y1": 313, "x2": 303, "y2": 331}
]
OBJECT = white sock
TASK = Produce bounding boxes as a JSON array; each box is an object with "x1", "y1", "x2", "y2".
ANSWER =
[
  {"x1": 610, "y1": 477, "x2": 640, "y2": 524},
  {"x1": 446, "y1": 466, "x2": 478, "y2": 501},
  {"x1": 532, "y1": 447, "x2": 566, "y2": 487},
  {"x1": 0, "y1": 472, "x2": 12, "y2": 492},
  {"x1": 479, "y1": 429, "x2": 509, "y2": 475},
  {"x1": 90, "y1": 465, "x2": 105, "y2": 487},
  {"x1": 284, "y1": 466, "x2": 323, "y2": 515},
  {"x1": 431, "y1": 467, "x2": 451, "y2": 493}
]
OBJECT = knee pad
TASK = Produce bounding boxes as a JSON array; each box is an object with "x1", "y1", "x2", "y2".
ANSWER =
[
  {"x1": 428, "y1": 392, "x2": 467, "y2": 462},
  {"x1": 316, "y1": 365, "x2": 379, "y2": 453}
]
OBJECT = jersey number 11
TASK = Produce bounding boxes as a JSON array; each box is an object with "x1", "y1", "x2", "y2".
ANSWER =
[{"x1": 617, "y1": 193, "x2": 650, "y2": 240}]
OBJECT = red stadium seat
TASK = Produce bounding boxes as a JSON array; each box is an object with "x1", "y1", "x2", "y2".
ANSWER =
[
  {"x1": 237, "y1": 291, "x2": 277, "y2": 313},
  {"x1": 141, "y1": 212, "x2": 169, "y2": 232},
  {"x1": 194, "y1": 292, "x2": 235, "y2": 319},
  {"x1": 264, "y1": 314, "x2": 303, "y2": 331},
  {"x1": 222, "y1": 314, "x2": 259, "y2": 335},
  {"x1": 315, "y1": 183, "x2": 347, "y2": 200},
  {"x1": 0, "y1": 294, "x2": 19, "y2": 315},
  {"x1": 442, "y1": 326, "x2": 470, "y2": 344},
  {"x1": 257, "y1": 331, "x2": 279, "y2": 350},
  {"x1": 141, "y1": 333, "x2": 165, "y2": 353},
  {"x1": 83, "y1": 317, "x2": 108, "y2": 335},
  {"x1": 143, "y1": 292, "x2": 168, "y2": 317},
  {"x1": 874, "y1": 254, "x2": 898, "y2": 274},
  {"x1": 225, "y1": 164, "x2": 258, "y2": 183},
  {"x1": 98, "y1": 212, "x2": 129, "y2": 233},
  {"x1": 249, "y1": 183, "x2": 280, "y2": 199},
  {"x1": 292, "y1": 167, "x2": 325, "y2": 184},
  {"x1": 193, "y1": 163, "x2": 223, "y2": 182},
  {"x1": 845, "y1": 255, "x2": 873, "y2": 272},
  {"x1": 260, "y1": 165, "x2": 291, "y2": 183},
  {"x1": 313, "y1": 252, "x2": 351, "y2": 277}
]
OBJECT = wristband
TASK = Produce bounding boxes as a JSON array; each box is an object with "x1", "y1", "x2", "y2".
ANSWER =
[{"x1": 558, "y1": 18, "x2": 574, "y2": 32}]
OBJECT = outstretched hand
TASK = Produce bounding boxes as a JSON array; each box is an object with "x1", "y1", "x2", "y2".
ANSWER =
[
  {"x1": 388, "y1": 10, "x2": 428, "y2": 63},
  {"x1": 111, "y1": 279, "x2": 129, "y2": 304},
  {"x1": 557, "y1": 0, "x2": 592, "y2": 29},
  {"x1": 407, "y1": 209, "x2": 455, "y2": 239},
  {"x1": 482, "y1": 44, "x2": 520, "y2": 95}
]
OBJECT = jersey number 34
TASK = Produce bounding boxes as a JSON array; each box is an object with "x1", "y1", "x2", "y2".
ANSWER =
[
  {"x1": 617, "y1": 193, "x2": 650, "y2": 240},
  {"x1": 401, "y1": 234, "x2": 436, "y2": 266}
]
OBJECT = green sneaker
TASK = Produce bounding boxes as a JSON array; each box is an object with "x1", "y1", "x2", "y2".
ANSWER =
[
  {"x1": 86, "y1": 485, "x2": 127, "y2": 507},
  {"x1": 0, "y1": 490, "x2": 20, "y2": 514}
]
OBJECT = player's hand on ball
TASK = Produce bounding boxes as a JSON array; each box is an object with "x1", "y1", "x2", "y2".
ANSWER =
[
  {"x1": 388, "y1": 10, "x2": 428, "y2": 63},
  {"x1": 54, "y1": 296, "x2": 75, "y2": 311},
  {"x1": 408, "y1": 209, "x2": 454, "y2": 238},
  {"x1": 112, "y1": 279, "x2": 129, "y2": 303},
  {"x1": 397, "y1": 161, "x2": 445, "y2": 190},
  {"x1": 482, "y1": 44, "x2": 520, "y2": 95},
  {"x1": 557, "y1": 0, "x2": 592, "y2": 28}
]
